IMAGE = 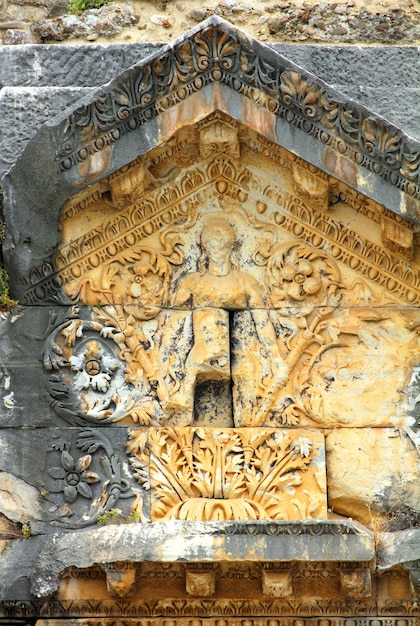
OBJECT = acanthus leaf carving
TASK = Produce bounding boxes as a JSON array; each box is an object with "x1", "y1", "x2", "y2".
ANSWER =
[
  {"x1": 127, "y1": 427, "x2": 326, "y2": 522},
  {"x1": 54, "y1": 20, "x2": 420, "y2": 206},
  {"x1": 38, "y1": 115, "x2": 420, "y2": 441}
]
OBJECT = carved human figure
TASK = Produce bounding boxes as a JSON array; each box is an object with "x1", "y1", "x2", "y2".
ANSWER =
[{"x1": 167, "y1": 216, "x2": 288, "y2": 425}]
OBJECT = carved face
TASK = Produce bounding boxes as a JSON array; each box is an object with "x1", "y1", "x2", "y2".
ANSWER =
[{"x1": 201, "y1": 218, "x2": 236, "y2": 264}]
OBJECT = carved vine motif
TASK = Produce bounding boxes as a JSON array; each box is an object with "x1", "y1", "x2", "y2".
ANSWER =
[
  {"x1": 55, "y1": 20, "x2": 420, "y2": 203},
  {"x1": 39, "y1": 113, "x2": 420, "y2": 436},
  {"x1": 127, "y1": 427, "x2": 325, "y2": 521},
  {"x1": 46, "y1": 429, "x2": 132, "y2": 528}
]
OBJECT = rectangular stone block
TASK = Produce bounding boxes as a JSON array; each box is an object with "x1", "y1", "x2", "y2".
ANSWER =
[{"x1": 127, "y1": 427, "x2": 327, "y2": 522}]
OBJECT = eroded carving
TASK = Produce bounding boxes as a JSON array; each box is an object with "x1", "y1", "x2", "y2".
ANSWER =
[
  {"x1": 262, "y1": 569, "x2": 293, "y2": 597},
  {"x1": 339, "y1": 566, "x2": 371, "y2": 598},
  {"x1": 45, "y1": 429, "x2": 132, "y2": 528},
  {"x1": 101, "y1": 562, "x2": 138, "y2": 598},
  {"x1": 185, "y1": 566, "x2": 216, "y2": 597}
]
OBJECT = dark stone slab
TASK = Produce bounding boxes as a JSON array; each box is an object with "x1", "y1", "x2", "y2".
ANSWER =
[
  {"x1": 0, "y1": 427, "x2": 138, "y2": 529},
  {"x1": 0, "y1": 86, "x2": 94, "y2": 176},
  {"x1": 0, "y1": 43, "x2": 162, "y2": 88},
  {"x1": 378, "y1": 528, "x2": 420, "y2": 569},
  {"x1": 273, "y1": 45, "x2": 420, "y2": 90},
  {"x1": 0, "y1": 306, "x2": 84, "y2": 428}
]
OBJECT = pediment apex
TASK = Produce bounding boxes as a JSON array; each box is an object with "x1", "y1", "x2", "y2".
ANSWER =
[{"x1": 44, "y1": 15, "x2": 420, "y2": 224}]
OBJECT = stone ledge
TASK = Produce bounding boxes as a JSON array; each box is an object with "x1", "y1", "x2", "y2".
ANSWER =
[{"x1": 0, "y1": 520, "x2": 374, "y2": 599}]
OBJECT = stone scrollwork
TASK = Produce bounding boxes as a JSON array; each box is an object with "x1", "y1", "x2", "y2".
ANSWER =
[
  {"x1": 55, "y1": 19, "x2": 420, "y2": 205},
  {"x1": 44, "y1": 139, "x2": 420, "y2": 431},
  {"x1": 44, "y1": 316, "x2": 134, "y2": 424}
]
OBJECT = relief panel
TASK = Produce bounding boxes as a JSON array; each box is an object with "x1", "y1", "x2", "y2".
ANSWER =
[
  {"x1": 40, "y1": 113, "x2": 420, "y2": 433},
  {"x1": 127, "y1": 427, "x2": 326, "y2": 522}
]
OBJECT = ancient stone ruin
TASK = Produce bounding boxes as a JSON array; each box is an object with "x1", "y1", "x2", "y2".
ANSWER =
[{"x1": 1, "y1": 16, "x2": 420, "y2": 626}]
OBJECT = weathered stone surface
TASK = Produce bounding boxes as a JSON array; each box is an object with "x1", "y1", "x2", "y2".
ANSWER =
[
  {"x1": 0, "y1": 520, "x2": 374, "y2": 599},
  {"x1": 0, "y1": 427, "x2": 137, "y2": 531},
  {"x1": 273, "y1": 44, "x2": 420, "y2": 91},
  {"x1": 0, "y1": 43, "x2": 162, "y2": 87},
  {"x1": 0, "y1": 86, "x2": 94, "y2": 175},
  {"x1": 378, "y1": 528, "x2": 420, "y2": 569},
  {"x1": 0, "y1": 17, "x2": 420, "y2": 622},
  {"x1": 326, "y1": 429, "x2": 420, "y2": 525},
  {"x1": 0, "y1": 472, "x2": 43, "y2": 523}
]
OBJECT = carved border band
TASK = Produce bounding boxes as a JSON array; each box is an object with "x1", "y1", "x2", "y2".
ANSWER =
[
  {"x1": 2, "y1": 598, "x2": 419, "y2": 620},
  {"x1": 2, "y1": 618, "x2": 419, "y2": 625},
  {"x1": 55, "y1": 19, "x2": 420, "y2": 202}
]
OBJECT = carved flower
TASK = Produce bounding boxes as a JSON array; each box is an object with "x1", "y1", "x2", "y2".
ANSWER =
[
  {"x1": 280, "y1": 259, "x2": 321, "y2": 301},
  {"x1": 48, "y1": 450, "x2": 100, "y2": 503},
  {"x1": 70, "y1": 340, "x2": 119, "y2": 392}
]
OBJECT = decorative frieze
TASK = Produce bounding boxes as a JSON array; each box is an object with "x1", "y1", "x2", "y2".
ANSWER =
[{"x1": 54, "y1": 18, "x2": 420, "y2": 209}]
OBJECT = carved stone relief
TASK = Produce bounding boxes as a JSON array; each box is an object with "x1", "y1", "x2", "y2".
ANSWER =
[
  {"x1": 42, "y1": 112, "x2": 420, "y2": 435},
  {"x1": 1, "y1": 18, "x2": 420, "y2": 626},
  {"x1": 128, "y1": 427, "x2": 326, "y2": 522}
]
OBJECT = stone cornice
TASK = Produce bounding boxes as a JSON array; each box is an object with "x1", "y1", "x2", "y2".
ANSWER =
[{"x1": 55, "y1": 17, "x2": 420, "y2": 210}]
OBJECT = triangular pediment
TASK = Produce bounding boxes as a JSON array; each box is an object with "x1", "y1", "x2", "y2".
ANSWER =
[
  {"x1": 3, "y1": 17, "x2": 420, "y2": 305},
  {"x1": 53, "y1": 16, "x2": 420, "y2": 215}
]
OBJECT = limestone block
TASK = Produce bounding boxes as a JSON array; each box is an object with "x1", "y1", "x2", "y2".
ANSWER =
[
  {"x1": 128, "y1": 427, "x2": 327, "y2": 522},
  {"x1": 0, "y1": 428, "x2": 138, "y2": 531},
  {"x1": 0, "y1": 471, "x2": 42, "y2": 523},
  {"x1": 379, "y1": 528, "x2": 420, "y2": 570},
  {"x1": 326, "y1": 428, "x2": 420, "y2": 524}
]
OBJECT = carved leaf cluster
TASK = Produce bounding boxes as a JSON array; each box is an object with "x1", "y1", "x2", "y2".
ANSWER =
[{"x1": 128, "y1": 428, "x2": 317, "y2": 521}]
